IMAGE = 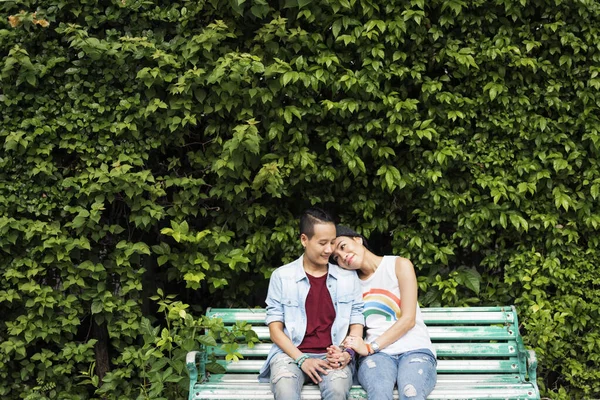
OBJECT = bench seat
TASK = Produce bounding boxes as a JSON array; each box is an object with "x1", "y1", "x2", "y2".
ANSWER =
[{"x1": 187, "y1": 306, "x2": 540, "y2": 399}]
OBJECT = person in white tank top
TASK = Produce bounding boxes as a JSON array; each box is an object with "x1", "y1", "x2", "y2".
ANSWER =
[{"x1": 328, "y1": 225, "x2": 437, "y2": 400}]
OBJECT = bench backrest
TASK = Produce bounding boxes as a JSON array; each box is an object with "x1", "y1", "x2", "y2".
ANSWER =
[{"x1": 205, "y1": 306, "x2": 531, "y2": 381}]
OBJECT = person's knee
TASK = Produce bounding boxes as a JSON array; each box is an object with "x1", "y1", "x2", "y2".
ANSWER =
[
  {"x1": 320, "y1": 369, "x2": 352, "y2": 400},
  {"x1": 271, "y1": 367, "x2": 297, "y2": 384},
  {"x1": 399, "y1": 353, "x2": 437, "y2": 399},
  {"x1": 271, "y1": 371, "x2": 301, "y2": 400},
  {"x1": 358, "y1": 356, "x2": 395, "y2": 400},
  {"x1": 401, "y1": 383, "x2": 427, "y2": 399},
  {"x1": 270, "y1": 356, "x2": 302, "y2": 400},
  {"x1": 359, "y1": 373, "x2": 394, "y2": 400}
]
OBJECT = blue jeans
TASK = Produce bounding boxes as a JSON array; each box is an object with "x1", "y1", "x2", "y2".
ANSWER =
[
  {"x1": 269, "y1": 352, "x2": 354, "y2": 400},
  {"x1": 357, "y1": 349, "x2": 437, "y2": 400}
]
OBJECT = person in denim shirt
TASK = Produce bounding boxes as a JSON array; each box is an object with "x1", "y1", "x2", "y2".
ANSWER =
[{"x1": 258, "y1": 208, "x2": 364, "y2": 400}]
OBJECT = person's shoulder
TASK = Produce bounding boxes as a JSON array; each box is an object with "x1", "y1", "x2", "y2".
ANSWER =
[
  {"x1": 330, "y1": 263, "x2": 357, "y2": 277},
  {"x1": 272, "y1": 257, "x2": 302, "y2": 276},
  {"x1": 392, "y1": 256, "x2": 416, "y2": 275},
  {"x1": 392, "y1": 256, "x2": 412, "y2": 265}
]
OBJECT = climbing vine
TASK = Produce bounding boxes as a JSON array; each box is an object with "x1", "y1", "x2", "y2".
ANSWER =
[{"x1": 1, "y1": 0, "x2": 599, "y2": 398}]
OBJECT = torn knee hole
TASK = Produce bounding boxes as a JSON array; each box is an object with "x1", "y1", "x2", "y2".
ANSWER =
[
  {"x1": 271, "y1": 370, "x2": 297, "y2": 384},
  {"x1": 403, "y1": 384, "x2": 417, "y2": 397},
  {"x1": 328, "y1": 369, "x2": 349, "y2": 380}
]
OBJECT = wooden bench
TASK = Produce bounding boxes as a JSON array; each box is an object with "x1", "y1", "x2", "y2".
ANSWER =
[{"x1": 187, "y1": 306, "x2": 540, "y2": 399}]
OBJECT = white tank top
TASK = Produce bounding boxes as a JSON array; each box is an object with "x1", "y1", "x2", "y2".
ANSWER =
[{"x1": 361, "y1": 256, "x2": 436, "y2": 356}]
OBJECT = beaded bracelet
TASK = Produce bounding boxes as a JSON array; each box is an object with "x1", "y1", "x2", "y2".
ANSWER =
[
  {"x1": 343, "y1": 348, "x2": 356, "y2": 360},
  {"x1": 298, "y1": 357, "x2": 308, "y2": 368},
  {"x1": 295, "y1": 354, "x2": 309, "y2": 368}
]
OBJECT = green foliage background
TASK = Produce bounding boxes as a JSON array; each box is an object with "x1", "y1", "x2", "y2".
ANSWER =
[{"x1": 1, "y1": 0, "x2": 599, "y2": 398}]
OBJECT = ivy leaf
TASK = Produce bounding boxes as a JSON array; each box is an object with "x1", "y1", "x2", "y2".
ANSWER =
[
  {"x1": 456, "y1": 268, "x2": 481, "y2": 295},
  {"x1": 332, "y1": 19, "x2": 342, "y2": 38},
  {"x1": 206, "y1": 361, "x2": 226, "y2": 374},
  {"x1": 91, "y1": 301, "x2": 103, "y2": 314},
  {"x1": 591, "y1": 184, "x2": 599, "y2": 199},
  {"x1": 298, "y1": 0, "x2": 313, "y2": 9},
  {"x1": 198, "y1": 335, "x2": 217, "y2": 347}
]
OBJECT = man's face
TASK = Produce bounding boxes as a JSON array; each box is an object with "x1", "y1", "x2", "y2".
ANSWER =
[{"x1": 301, "y1": 222, "x2": 336, "y2": 269}]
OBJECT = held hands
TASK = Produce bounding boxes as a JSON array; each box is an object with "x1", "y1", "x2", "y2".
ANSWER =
[
  {"x1": 342, "y1": 335, "x2": 370, "y2": 356},
  {"x1": 325, "y1": 345, "x2": 351, "y2": 369},
  {"x1": 296, "y1": 344, "x2": 353, "y2": 384}
]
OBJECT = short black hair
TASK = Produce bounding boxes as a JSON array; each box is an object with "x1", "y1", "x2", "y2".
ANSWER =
[{"x1": 300, "y1": 207, "x2": 335, "y2": 238}]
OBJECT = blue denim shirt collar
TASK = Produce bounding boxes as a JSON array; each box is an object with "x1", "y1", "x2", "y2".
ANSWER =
[{"x1": 293, "y1": 254, "x2": 339, "y2": 282}]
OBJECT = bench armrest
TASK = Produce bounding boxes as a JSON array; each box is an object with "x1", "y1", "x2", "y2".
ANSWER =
[
  {"x1": 186, "y1": 350, "x2": 207, "y2": 392},
  {"x1": 526, "y1": 349, "x2": 541, "y2": 398},
  {"x1": 526, "y1": 349, "x2": 537, "y2": 381}
]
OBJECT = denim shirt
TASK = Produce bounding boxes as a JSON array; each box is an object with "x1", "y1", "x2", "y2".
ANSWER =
[{"x1": 258, "y1": 255, "x2": 365, "y2": 382}]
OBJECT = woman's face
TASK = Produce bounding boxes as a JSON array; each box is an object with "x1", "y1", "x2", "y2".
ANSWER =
[{"x1": 331, "y1": 236, "x2": 364, "y2": 270}]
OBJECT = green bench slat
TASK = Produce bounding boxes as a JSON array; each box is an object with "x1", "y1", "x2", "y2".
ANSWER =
[
  {"x1": 245, "y1": 325, "x2": 517, "y2": 341},
  {"x1": 217, "y1": 359, "x2": 523, "y2": 374},
  {"x1": 206, "y1": 373, "x2": 525, "y2": 384},
  {"x1": 208, "y1": 341, "x2": 518, "y2": 357},
  {"x1": 207, "y1": 307, "x2": 515, "y2": 325},
  {"x1": 190, "y1": 385, "x2": 539, "y2": 399}
]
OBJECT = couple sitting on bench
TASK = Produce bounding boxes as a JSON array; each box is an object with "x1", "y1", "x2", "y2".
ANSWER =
[{"x1": 259, "y1": 207, "x2": 436, "y2": 400}]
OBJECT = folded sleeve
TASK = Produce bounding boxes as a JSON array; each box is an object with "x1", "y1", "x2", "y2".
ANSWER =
[
  {"x1": 349, "y1": 273, "x2": 365, "y2": 326},
  {"x1": 265, "y1": 269, "x2": 284, "y2": 326}
]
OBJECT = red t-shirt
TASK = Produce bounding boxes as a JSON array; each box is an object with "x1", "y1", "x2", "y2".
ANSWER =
[{"x1": 298, "y1": 273, "x2": 335, "y2": 353}]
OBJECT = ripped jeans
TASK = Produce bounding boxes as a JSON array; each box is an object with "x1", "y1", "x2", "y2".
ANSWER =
[
  {"x1": 269, "y1": 352, "x2": 354, "y2": 400},
  {"x1": 357, "y1": 349, "x2": 437, "y2": 400}
]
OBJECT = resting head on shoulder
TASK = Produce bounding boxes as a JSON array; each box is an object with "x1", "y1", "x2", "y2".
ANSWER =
[{"x1": 330, "y1": 225, "x2": 382, "y2": 280}]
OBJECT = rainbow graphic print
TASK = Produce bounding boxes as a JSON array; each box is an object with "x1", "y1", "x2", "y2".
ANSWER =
[{"x1": 363, "y1": 288, "x2": 402, "y2": 321}]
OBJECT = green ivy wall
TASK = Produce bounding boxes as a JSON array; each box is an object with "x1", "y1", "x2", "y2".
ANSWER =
[{"x1": 1, "y1": 0, "x2": 599, "y2": 398}]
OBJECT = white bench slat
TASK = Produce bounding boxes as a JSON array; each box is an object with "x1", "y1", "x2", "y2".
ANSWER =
[
  {"x1": 208, "y1": 342, "x2": 518, "y2": 357},
  {"x1": 248, "y1": 325, "x2": 516, "y2": 341},
  {"x1": 219, "y1": 359, "x2": 521, "y2": 373},
  {"x1": 207, "y1": 373, "x2": 524, "y2": 384},
  {"x1": 207, "y1": 308, "x2": 514, "y2": 325},
  {"x1": 191, "y1": 385, "x2": 538, "y2": 399}
]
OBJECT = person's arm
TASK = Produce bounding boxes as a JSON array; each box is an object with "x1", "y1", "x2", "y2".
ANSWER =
[
  {"x1": 269, "y1": 322, "x2": 330, "y2": 382},
  {"x1": 265, "y1": 270, "x2": 303, "y2": 358},
  {"x1": 349, "y1": 272, "x2": 366, "y2": 329},
  {"x1": 348, "y1": 323, "x2": 363, "y2": 338},
  {"x1": 265, "y1": 272, "x2": 329, "y2": 383},
  {"x1": 369, "y1": 257, "x2": 418, "y2": 349},
  {"x1": 268, "y1": 321, "x2": 303, "y2": 360},
  {"x1": 327, "y1": 272, "x2": 365, "y2": 367}
]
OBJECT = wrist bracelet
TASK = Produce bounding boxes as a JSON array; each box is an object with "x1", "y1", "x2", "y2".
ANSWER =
[
  {"x1": 344, "y1": 348, "x2": 356, "y2": 360},
  {"x1": 295, "y1": 354, "x2": 309, "y2": 368}
]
